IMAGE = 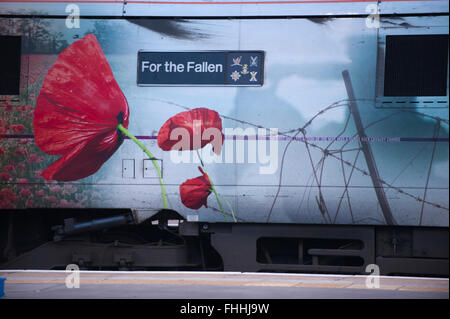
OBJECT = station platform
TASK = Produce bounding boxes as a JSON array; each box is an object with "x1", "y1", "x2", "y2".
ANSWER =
[{"x1": 0, "y1": 271, "x2": 448, "y2": 299}]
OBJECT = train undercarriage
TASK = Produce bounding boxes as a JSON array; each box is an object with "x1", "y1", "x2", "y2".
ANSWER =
[{"x1": 0, "y1": 209, "x2": 448, "y2": 277}]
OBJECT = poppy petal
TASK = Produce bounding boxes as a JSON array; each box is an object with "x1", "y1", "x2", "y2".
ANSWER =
[
  {"x1": 179, "y1": 166, "x2": 212, "y2": 209},
  {"x1": 157, "y1": 108, "x2": 223, "y2": 154},
  {"x1": 34, "y1": 33, "x2": 129, "y2": 155},
  {"x1": 41, "y1": 131, "x2": 123, "y2": 181},
  {"x1": 33, "y1": 34, "x2": 130, "y2": 181}
]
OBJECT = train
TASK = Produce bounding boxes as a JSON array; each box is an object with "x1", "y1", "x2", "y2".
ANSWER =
[{"x1": 0, "y1": 0, "x2": 448, "y2": 276}]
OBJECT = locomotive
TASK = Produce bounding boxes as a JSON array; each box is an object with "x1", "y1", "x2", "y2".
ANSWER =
[{"x1": 0, "y1": 0, "x2": 448, "y2": 276}]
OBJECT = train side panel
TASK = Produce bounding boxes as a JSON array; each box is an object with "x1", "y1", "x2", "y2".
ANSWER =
[{"x1": 0, "y1": 15, "x2": 448, "y2": 226}]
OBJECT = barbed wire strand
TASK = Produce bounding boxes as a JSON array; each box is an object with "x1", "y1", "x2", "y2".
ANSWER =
[{"x1": 149, "y1": 98, "x2": 450, "y2": 223}]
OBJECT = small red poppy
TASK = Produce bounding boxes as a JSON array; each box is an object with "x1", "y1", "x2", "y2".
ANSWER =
[
  {"x1": 14, "y1": 149, "x2": 27, "y2": 156},
  {"x1": 35, "y1": 189, "x2": 45, "y2": 197},
  {"x1": 11, "y1": 124, "x2": 25, "y2": 134},
  {"x1": 4, "y1": 164, "x2": 15, "y2": 171},
  {"x1": 0, "y1": 172, "x2": 11, "y2": 181},
  {"x1": 0, "y1": 201, "x2": 14, "y2": 209},
  {"x1": 157, "y1": 108, "x2": 224, "y2": 155},
  {"x1": 20, "y1": 189, "x2": 31, "y2": 198},
  {"x1": 46, "y1": 195, "x2": 58, "y2": 205},
  {"x1": 33, "y1": 34, "x2": 129, "y2": 181},
  {"x1": 0, "y1": 188, "x2": 18, "y2": 203},
  {"x1": 179, "y1": 166, "x2": 212, "y2": 210}
]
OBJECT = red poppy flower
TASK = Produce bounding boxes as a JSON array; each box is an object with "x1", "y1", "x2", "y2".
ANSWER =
[
  {"x1": 4, "y1": 164, "x2": 15, "y2": 171},
  {"x1": 46, "y1": 195, "x2": 58, "y2": 205},
  {"x1": 157, "y1": 108, "x2": 224, "y2": 155},
  {"x1": 14, "y1": 149, "x2": 28, "y2": 156},
  {"x1": 0, "y1": 188, "x2": 18, "y2": 203},
  {"x1": 0, "y1": 126, "x2": 5, "y2": 141},
  {"x1": 179, "y1": 166, "x2": 212, "y2": 209},
  {"x1": 17, "y1": 178, "x2": 29, "y2": 188},
  {"x1": 28, "y1": 154, "x2": 43, "y2": 163},
  {"x1": 33, "y1": 34, "x2": 129, "y2": 181},
  {"x1": 0, "y1": 201, "x2": 14, "y2": 209},
  {"x1": 20, "y1": 189, "x2": 31, "y2": 198},
  {"x1": 0, "y1": 172, "x2": 11, "y2": 181},
  {"x1": 11, "y1": 124, "x2": 25, "y2": 134},
  {"x1": 35, "y1": 189, "x2": 45, "y2": 197}
]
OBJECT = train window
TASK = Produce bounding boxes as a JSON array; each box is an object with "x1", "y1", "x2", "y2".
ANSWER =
[
  {"x1": 384, "y1": 34, "x2": 448, "y2": 97},
  {"x1": 0, "y1": 36, "x2": 22, "y2": 95}
]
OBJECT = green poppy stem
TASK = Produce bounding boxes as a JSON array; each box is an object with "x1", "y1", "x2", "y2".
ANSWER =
[
  {"x1": 117, "y1": 124, "x2": 168, "y2": 209},
  {"x1": 206, "y1": 171, "x2": 228, "y2": 222},
  {"x1": 218, "y1": 192, "x2": 237, "y2": 223}
]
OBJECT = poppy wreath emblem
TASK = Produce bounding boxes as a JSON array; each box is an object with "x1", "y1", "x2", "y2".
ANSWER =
[
  {"x1": 157, "y1": 108, "x2": 236, "y2": 222},
  {"x1": 33, "y1": 34, "x2": 168, "y2": 208}
]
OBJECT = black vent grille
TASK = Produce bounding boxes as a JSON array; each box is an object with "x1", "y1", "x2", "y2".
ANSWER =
[
  {"x1": 384, "y1": 34, "x2": 448, "y2": 97},
  {"x1": 0, "y1": 36, "x2": 22, "y2": 95}
]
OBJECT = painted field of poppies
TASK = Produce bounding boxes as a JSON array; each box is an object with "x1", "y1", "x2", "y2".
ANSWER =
[{"x1": 1, "y1": 53, "x2": 102, "y2": 209}]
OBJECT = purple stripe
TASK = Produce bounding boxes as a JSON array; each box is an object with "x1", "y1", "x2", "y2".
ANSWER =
[
  {"x1": 1, "y1": 134, "x2": 448, "y2": 142},
  {"x1": 400, "y1": 137, "x2": 449, "y2": 142},
  {"x1": 132, "y1": 136, "x2": 157, "y2": 140}
]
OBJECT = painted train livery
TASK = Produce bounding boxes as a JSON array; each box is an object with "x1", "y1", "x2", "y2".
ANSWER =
[{"x1": 0, "y1": 0, "x2": 448, "y2": 275}]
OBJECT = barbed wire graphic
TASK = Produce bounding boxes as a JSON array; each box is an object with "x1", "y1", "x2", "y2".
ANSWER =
[{"x1": 148, "y1": 97, "x2": 449, "y2": 225}]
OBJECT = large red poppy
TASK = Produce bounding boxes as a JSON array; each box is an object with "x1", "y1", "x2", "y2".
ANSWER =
[
  {"x1": 179, "y1": 166, "x2": 212, "y2": 209},
  {"x1": 33, "y1": 34, "x2": 129, "y2": 181},
  {"x1": 157, "y1": 108, "x2": 223, "y2": 155}
]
